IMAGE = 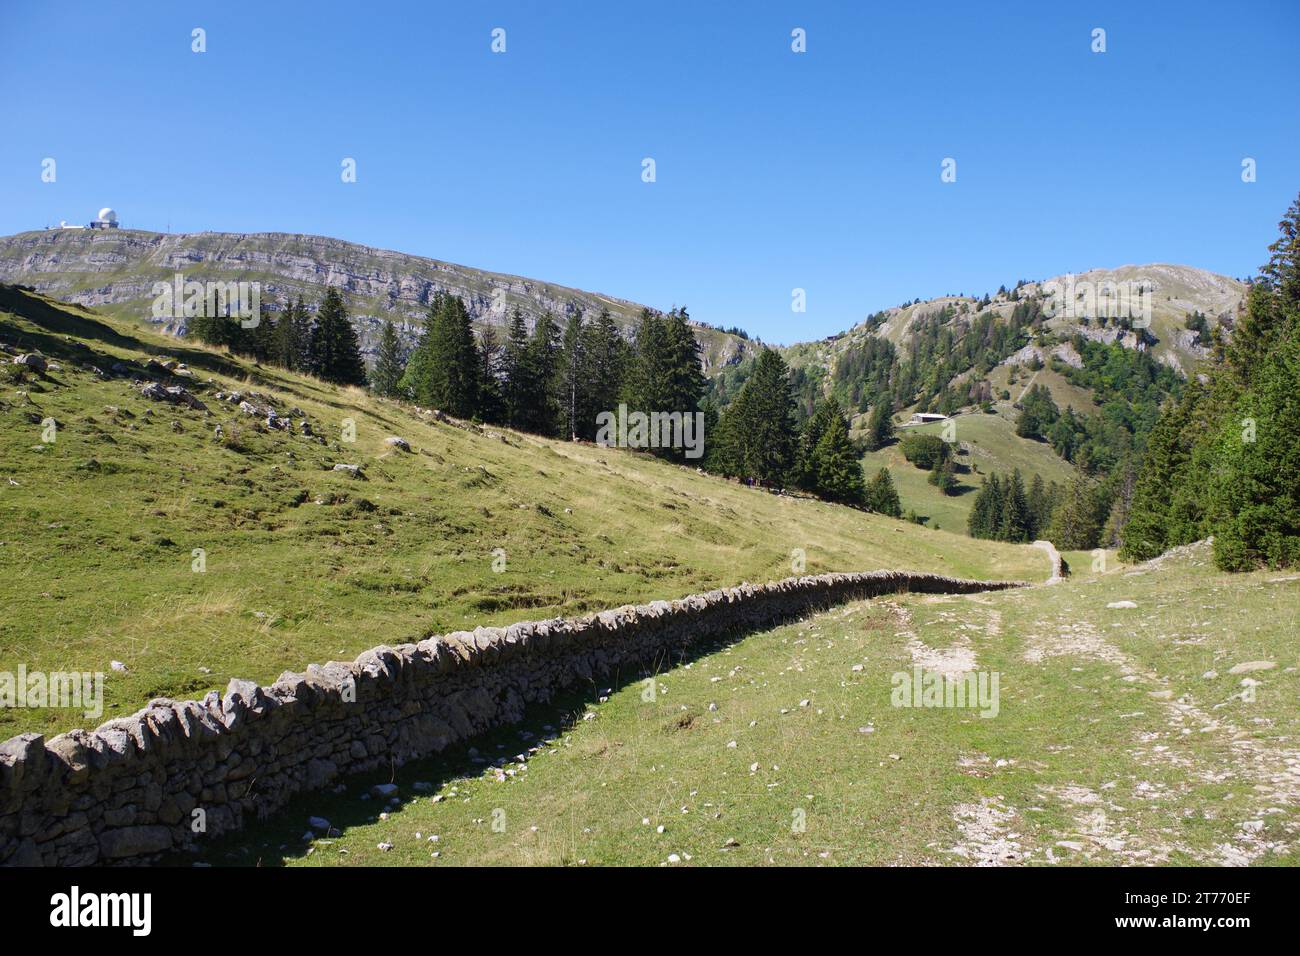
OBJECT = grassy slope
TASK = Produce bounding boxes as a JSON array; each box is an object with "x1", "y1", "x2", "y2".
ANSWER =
[
  {"x1": 0, "y1": 288, "x2": 1045, "y2": 740},
  {"x1": 987, "y1": 363, "x2": 1098, "y2": 416},
  {"x1": 854, "y1": 407, "x2": 1075, "y2": 533},
  {"x1": 207, "y1": 542, "x2": 1297, "y2": 867}
]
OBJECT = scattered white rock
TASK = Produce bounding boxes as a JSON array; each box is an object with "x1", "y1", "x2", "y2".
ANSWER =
[
  {"x1": 13, "y1": 353, "x2": 47, "y2": 372},
  {"x1": 1106, "y1": 601, "x2": 1138, "y2": 609},
  {"x1": 1228, "y1": 661, "x2": 1275, "y2": 674}
]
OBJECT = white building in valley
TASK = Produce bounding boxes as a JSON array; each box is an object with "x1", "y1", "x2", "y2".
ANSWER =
[{"x1": 903, "y1": 412, "x2": 949, "y2": 426}]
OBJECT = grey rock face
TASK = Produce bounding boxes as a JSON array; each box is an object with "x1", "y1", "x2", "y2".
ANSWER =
[{"x1": 0, "y1": 228, "x2": 757, "y2": 369}]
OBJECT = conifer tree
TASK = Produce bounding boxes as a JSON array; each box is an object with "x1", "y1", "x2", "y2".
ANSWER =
[
  {"x1": 710, "y1": 348, "x2": 797, "y2": 483},
  {"x1": 793, "y1": 399, "x2": 839, "y2": 490},
  {"x1": 400, "y1": 293, "x2": 481, "y2": 417},
  {"x1": 270, "y1": 297, "x2": 306, "y2": 371},
  {"x1": 1026, "y1": 473, "x2": 1049, "y2": 539},
  {"x1": 998, "y1": 468, "x2": 1032, "y2": 542},
  {"x1": 928, "y1": 457, "x2": 958, "y2": 496},
  {"x1": 307, "y1": 288, "x2": 366, "y2": 386},
  {"x1": 968, "y1": 474, "x2": 1003, "y2": 539},
  {"x1": 370, "y1": 319, "x2": 405, "y2": 397},
  {"x1": 584, "y1": 308, "x2": 626, "y2": 438},
  {"x1": 810, "y1": 408, "x2": 865, "y2": 504},
  {"x1": 501, "y1": 308, "x2": 532, "y2": 430},
  {"x1": 1208, "y1": 334, "x2": 1300, "y2": 569},
  {"x1": 558, "y1": 311, "x2": 590, "y2": 440},
  {"x1": 864, "y1": 466, "x2": 903, "y2": 517},
  {"x1": 1048, "y1": 471, "x2": 1104, "y2": 550},
  {"x1": 520, "y1": 311, "x2": 561, "y2": 435},
  {"x1": 622, "y1": 307, "x2": 705, "y2": 458},
  {"x1": 477, "y1": 325, "x2": 504, "y2": 424},
  {"x1": 862, "y1": 400, "x2": 895, "y2": 451},
  {"x1": 1122, "y1": 195, "x2": 1300, "y2": 569}
]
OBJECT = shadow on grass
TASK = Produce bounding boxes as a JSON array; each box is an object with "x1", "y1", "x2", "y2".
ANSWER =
[
  {"x1": 174, "y1": 600, "x2": 856, "y2": 868},
  {"x1": 0, "y1": 285, "x2": 245, "y2": 380}
]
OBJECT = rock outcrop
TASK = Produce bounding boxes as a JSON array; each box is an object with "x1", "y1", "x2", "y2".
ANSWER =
[{"x1": 0, "y1": 229, "x2": 757, "y2": 370}]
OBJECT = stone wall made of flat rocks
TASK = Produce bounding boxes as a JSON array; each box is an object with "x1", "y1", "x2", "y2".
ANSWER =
[{"x1": 0, "y1": 569, "x2": 1022, "y2": 866}]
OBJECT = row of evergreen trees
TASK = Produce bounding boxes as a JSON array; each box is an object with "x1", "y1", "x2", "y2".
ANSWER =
[
  {"x1": 189, "y1": 288, "x2": 367, "y2": 387},
  {"x1": 390, "y1": 298, "x2": 704, "y2": 447},
  {"x1": 703, "y1": 349, "x2": 900, "y2": 511},
  {"x1": 1120, "y1": 194, "x2": 1300, "y2": 570},
  {"x1": 190, "y1": 282, "x2": 919, "y2": 515},
  {"x1": 967, "y1": 469, "x2": 1062, "y2": 543}
]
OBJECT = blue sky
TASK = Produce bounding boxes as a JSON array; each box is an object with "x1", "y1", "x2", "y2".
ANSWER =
[{"x1": 2, "y1": 0, "x2": 1297, "y2": 343}]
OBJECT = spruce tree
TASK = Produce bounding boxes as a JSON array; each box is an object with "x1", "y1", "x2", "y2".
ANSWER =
[
  {"x1": 370, "y1": 320, "x2": 405, "y2": 397},
  {"x1": 810, "y1": 408, "x2": 865, "y2": 504},
  {"x1": 520, "y1": 311, "x2": 561, "y2": 435},
  {"x1": 558, "y1": 311, "x2": 590, "y2": 440},
  {"x1": 998, "y1": 469, "x2": 1032, "y2": 542},
  {"x1": 1120, "y1": 384, "x2": 1204, "y2": 560},
  {"x1": 711, "y1": 348, "x2": 797, "y2": 483},
  {"x1": 862, "y1": 400, "x2": 895, "y2": 451},
  {"x1": 477, "y1": 325, "x2": 505, "y2": 424},
  {"x1": 928, "y1": 457, "x2": 958, "y2": 496},
  {"x1": 793, "y1": 399, "x2": 838, "y2": 490},
  {"x1": 1209, "y1": 335, "x2": 1300, "y2": 569},
  {"x1": 663, "y1": 307, "x2": 707, "y2": 424},
  {"x1": 501, "y1": 308, "x2": 532, "y2": 430},
  {"x1": 270, "y1": 297, "x2": 305, "y2": 371},
  {"x1": 865, "y1": 467, "x2": 902, "y2": 517},
  {"x1": 307, "y1": 288, "x2": 366, "y2": 386},
  {"x1": 1026, "y1": 473, "x2": 1048, "y2": 539},
  {"x1": 1122, "y1": 194, "x2": 1300, "y2": 570},
  {"x1": 968, "y1": 474, "x2": 1003, "y2": 539},
  {"x1": 584, "y1": 308, "x2": 626, "y2": 438},
  {"x1": 1048, "y1": 472, "x2": 1104, "y2": 550},
  {"x1": 400, "y1": 293, "x2": 482, "y2": 417},
  {"x1": 621, "y1": 307, "x2": 704, "y2": 459}
]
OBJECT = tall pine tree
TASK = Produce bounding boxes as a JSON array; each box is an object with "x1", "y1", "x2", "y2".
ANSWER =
[
  {"x1": 307, "y1": 288, "x2": 366, "y2": 386},
  {"x1": 370, "y1": 320, "x2": 405, "y2": 397}
]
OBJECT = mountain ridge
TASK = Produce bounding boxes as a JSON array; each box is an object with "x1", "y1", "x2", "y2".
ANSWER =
[
  {"x1": 0, "y1": 228, "x2": 1246, "y2": 386},
  {"x1": 0, "y1": 228, "x2": 760, "y2": 370}
]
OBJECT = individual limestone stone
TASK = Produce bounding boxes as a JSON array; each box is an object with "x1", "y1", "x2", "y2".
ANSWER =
[
  {"x1": 98, "y1": 825, "x2": 173, "y2": 859},
  {"x1": 1228, "y1": 661, "x2": 1276, "y2": 674},
  {"x1": 13, "y1": 353, "x2": 47, "y2": 372}
]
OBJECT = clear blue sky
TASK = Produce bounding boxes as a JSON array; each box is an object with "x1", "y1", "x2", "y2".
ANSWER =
[{"x1": 2, "y1": 1, "x2": 1297, "y2": 343}]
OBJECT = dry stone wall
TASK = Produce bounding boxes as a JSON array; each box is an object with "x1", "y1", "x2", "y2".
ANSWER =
[{"x1": 0, "y1": 570, "x2": 1022, "y2": 866}]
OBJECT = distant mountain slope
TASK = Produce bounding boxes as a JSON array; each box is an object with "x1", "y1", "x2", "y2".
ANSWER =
[
  {"x1": 854, "y1": 408, "x2": 1076, "y2": 533},
  {"x1": 0, "y1": 229, "x2": 758, "y2": 370},
  {"x1": 786, "y1": 263, "x2": 1246, "y2": 384}
]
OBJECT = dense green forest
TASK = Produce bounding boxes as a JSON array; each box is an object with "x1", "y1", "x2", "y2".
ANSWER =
[{"x1": 1121, "y1": 194, "x2": 1300, "y2": 570}]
